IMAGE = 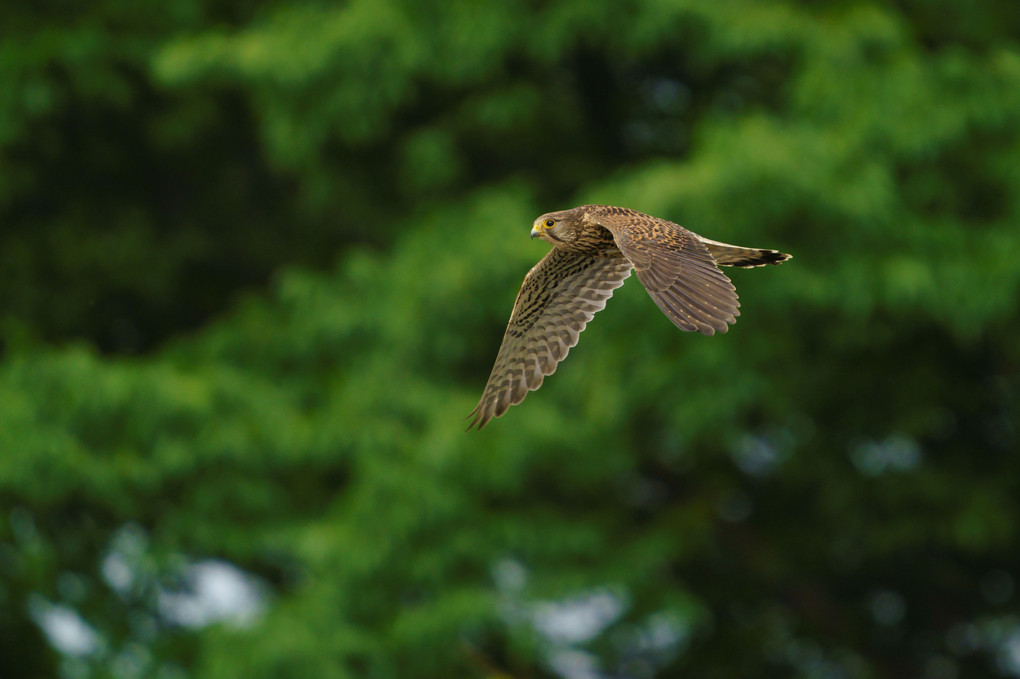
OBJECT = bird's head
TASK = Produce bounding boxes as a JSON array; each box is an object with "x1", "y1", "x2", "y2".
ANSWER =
[{"x1": 530, "y1": 208, "x2": 581, "y2": 245}]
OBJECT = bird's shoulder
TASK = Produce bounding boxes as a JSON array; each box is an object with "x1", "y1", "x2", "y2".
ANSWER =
[
  {"x1": 581, "y1": 205, "x2": 693, "y2": 242},
  {"x1": 579, "y1": 204, "x2": 648, "y2": 223}
]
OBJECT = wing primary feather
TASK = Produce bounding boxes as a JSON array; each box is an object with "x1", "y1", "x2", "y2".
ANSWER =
[
  {"x1": 593, "y1": 210, "x2": 742, "y2": 337},
  {"x1": 468, "y1": 250, "x2": 633, "y2": 430}
]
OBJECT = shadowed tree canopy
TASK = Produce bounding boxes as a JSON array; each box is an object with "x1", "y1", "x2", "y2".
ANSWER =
[{"x1": 1, "y1": 1, "x2": 1019, "y2": 678}]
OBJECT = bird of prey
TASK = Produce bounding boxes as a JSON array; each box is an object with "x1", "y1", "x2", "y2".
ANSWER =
[{"x1": 467, "y1": 204, "x2": 791, "y2": 430}]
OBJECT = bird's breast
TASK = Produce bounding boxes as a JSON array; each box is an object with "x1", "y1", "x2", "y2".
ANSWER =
[{"x1": 563, "y1": 224, "x2": 620, "y2": 257}]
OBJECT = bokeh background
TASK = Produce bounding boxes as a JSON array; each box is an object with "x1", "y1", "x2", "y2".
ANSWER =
[{"x1": 2, "y1": 1, "x2": 1019, "y2": 677}]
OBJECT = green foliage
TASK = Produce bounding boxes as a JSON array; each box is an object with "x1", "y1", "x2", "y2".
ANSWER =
[{"x1": 2, "y1": 1, "x2": 1020, "y2": 678}]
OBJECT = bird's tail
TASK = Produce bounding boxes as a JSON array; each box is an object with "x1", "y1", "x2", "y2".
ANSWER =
[{"x1": 699, "y1": 237, "x2": 792, "y2": 268}]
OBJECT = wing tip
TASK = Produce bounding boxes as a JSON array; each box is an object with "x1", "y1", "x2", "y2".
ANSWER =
[
  {"x1": 465, "y1": 406, "x2": 489, "y2": 431},
  {"x1": 696, "y1": 316, "x2": 736, "y2": 336}
]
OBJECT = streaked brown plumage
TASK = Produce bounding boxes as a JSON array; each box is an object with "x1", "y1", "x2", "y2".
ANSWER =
[{"x1": 467, "y1": 204, "x2": 791, "y2": 430}]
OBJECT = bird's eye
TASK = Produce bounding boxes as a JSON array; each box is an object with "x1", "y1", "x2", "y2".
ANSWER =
[{"x1": 545, "y1": 219, "x2": 555, "y2": 227}]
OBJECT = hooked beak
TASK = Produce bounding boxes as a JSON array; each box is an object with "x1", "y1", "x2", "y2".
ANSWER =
[
  {"x1": 530, "y1": 220, "x2": 546, "y2": 239},
  {"x1": 530, "y1": 226, "x2": 541, "y2": 239}
]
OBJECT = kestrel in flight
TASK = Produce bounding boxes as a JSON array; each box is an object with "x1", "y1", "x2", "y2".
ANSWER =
[{"x1": 468, "y1": 204, "x2": 791, "y2": 430}]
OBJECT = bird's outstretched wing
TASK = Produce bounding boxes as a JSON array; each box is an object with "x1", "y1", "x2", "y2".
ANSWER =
[
  {"x1": 596, "y1": 212, "x2": 740, "y2": 335},
  {"x1": 468, "y1": 248, "x2": 633, "y2": 430}
]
